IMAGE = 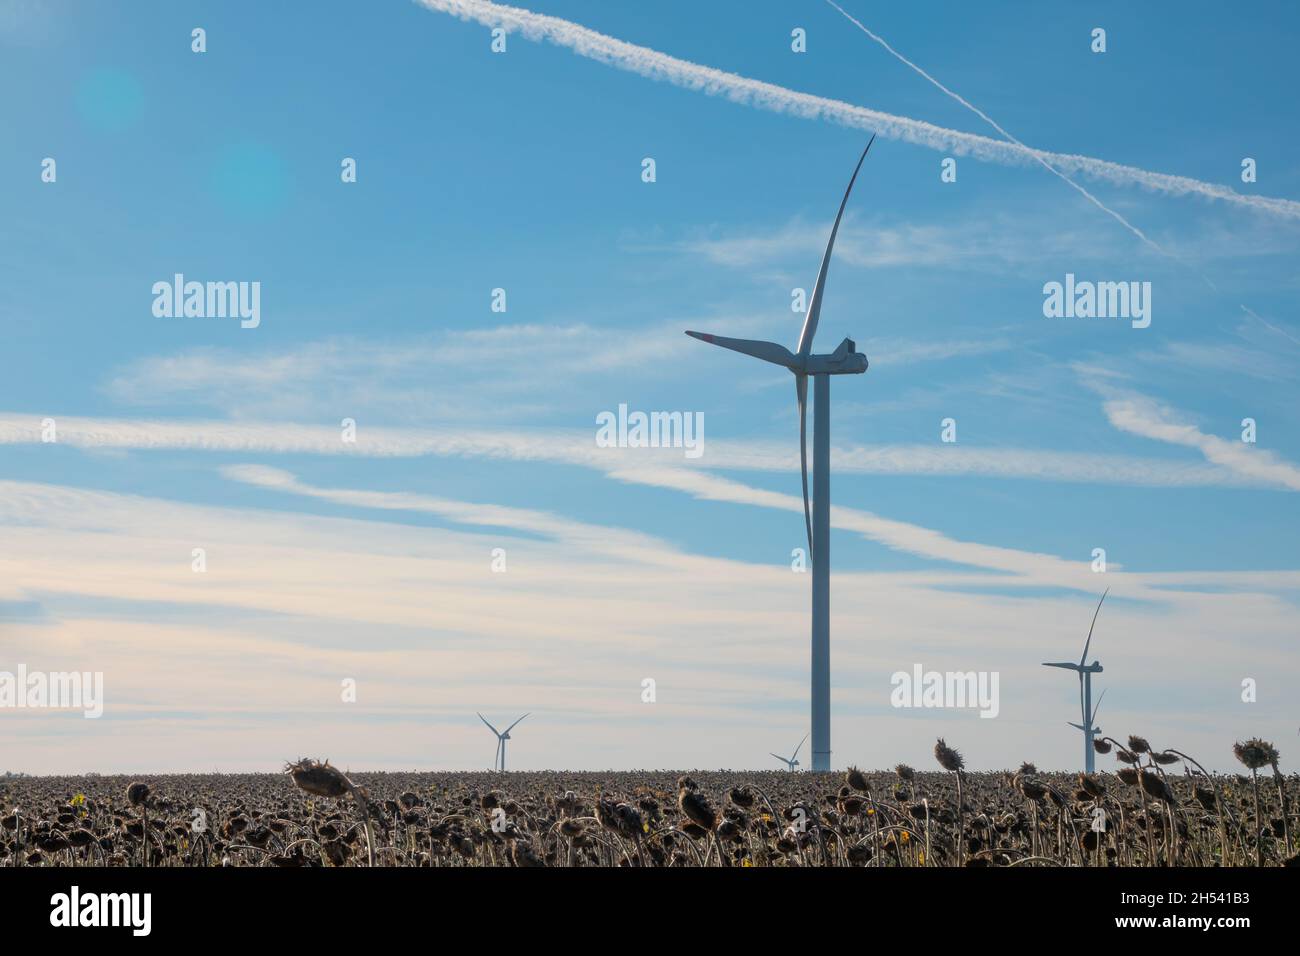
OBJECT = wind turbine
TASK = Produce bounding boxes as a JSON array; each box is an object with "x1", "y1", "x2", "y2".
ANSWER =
[
  {"x1": 687, "y1": 138, "x2": 875, "y2": 772},
  {"x1": 1042, "y1": 590, "x2": 1108, "y2": 773},
  {"x1": 477, "y1": 712, "x2": 529, "y2": 771},
  {"x1": 770, "y1": 733, "x2": 809, "y2": 771}
]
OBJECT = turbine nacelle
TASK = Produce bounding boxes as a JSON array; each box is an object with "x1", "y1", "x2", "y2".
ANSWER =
[{"x1": 804, "y1": 337, "x2": 869, "y2": 375}]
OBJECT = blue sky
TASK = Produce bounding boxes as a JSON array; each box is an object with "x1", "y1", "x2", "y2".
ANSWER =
[{"x1": 1, "y1": 0, "x2": 1298, "y2": 773}]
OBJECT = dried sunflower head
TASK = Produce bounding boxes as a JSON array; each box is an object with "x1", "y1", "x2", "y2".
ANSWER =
[
  {"x1": 678, "y1": 789, "x2": 717, "y2": 832},
  {"x1": 1233, "y1": 738, "x2": 1279, "y2": 771},
  {"x1": 845, "y1": 767, "x2": 870, "y2": 793},
  {"x1": 1140, "y1": 769, "x2": 1176, "y2": 804},
  {"x1": 285, "y1": 758, "x2": 352, "y2": 799},
  {"x1": 1078, "y1": 773, "x2": 1105, "y2": 798},
  {"x1": 934, "y1": 738, "x2": 964, "y2": 773},
  {"x1": 728, "y1": 786, "x2": 756, "y2": 808}
]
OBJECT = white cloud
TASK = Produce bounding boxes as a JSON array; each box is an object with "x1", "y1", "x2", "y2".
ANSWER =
[
  {"x1": 0, "y1": 411, "x2": 1261, "y2": 489},
  {"x1": 221, "y1": 463, "x2": 686, "y2": 568},
  {"x1": 1, "y1": 476, "x2": 1295, "y2": 773},
  {"x1": 101, "y1": 326, "x2": 694, "y2": 421},
  {"x1": 220, "y1": 461, "x2": 1104, "y2": 588},
  {"x1": 1095, "y1": 390, "x2": 1300, "y2": 492},
  {"x1": 679, "y1": 214, "x2": 1111, "y2": 274}
]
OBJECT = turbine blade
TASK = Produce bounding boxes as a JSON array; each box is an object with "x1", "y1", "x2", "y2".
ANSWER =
[
  {"x1": 1042, "y1": 662, "x2": 1080, "y2": 670},
  {"x1": 477, "y1": 712, "x2": 501, "y2": 736},
  {"x1": 505, "y1": 712, "x2": 530, "y2": 734},
  {"x1": 797, "y1": 375, "x2": 812, "y2": 556},
  {"x1": 685, "y1": 331, "x2": 798, "y2": 369},
  {"x1": 796, "y1": 135, "x2": 876, "y2": 359},
  {"x1": 793, "y1": 733, "x2": 809, "y2": 760},
  {"x1": 1091, "y1": 688, "x2": 1107, "y2": 724},
  {"x1": 1067, "y1": 721, "x2": 1086, "y2": 731},
  {"x1": 1080, "y1": 588, "x2": 1108, "y2": 666},
  {"x1": 770, "y1": 753, "x2": 786, "y2": 763}
]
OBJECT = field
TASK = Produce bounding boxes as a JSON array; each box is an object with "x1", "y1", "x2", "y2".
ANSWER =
[{"x1": 3, "y1": 740, "x2": 1296, "y2": 868}]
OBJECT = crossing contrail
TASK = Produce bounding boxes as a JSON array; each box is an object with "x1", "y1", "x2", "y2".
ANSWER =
[
  {"x1": 821, "y1": 0, "x2": 1165, "y2": 255},
  {"x1": 415, "y1": 0, "x2": 1300, "y2": 221},
  {"x1": 822, "y1": 2, "x2": 1298, "y2": 335}
]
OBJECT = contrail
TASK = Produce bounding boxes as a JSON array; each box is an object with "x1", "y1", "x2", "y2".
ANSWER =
[
  {"x1": 1241, "y1": 305, "x2": 1300, "y2": 348},
  {"x1": 415, "y1": 0, "x2": 1300, "y2": 220},
  {"x1": 822, "y1": 0, "x2": 1165, "y2": 255}
]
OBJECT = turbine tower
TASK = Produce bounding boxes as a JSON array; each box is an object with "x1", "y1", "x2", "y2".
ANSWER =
[
  {"x1": 687, "y1": 138, "x2": 875, "y2": 772},
  {"x1": 477, "y1": 712, "x2": 529, "y2": 771},
  {"x1": 1042, "y1": 590, "x2": 1108, "y2": 772},
  {"x1": 770, "y1": 733, "x2": 809, "y2": 771}
]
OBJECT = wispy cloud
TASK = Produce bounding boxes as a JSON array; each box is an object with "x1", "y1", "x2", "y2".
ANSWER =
[
  {"x1": 1138, "y1": 339, "x2": 1299, "y2": 384},
  {"x1": 4, "y1": 475, "x2": 1296, "y2": 772},
  {"x1": 222, "y1": 463, "x2": 686, "y2": 568},
  {"x1": 677, "y1": 214, "x2": 1111, "y2": 273},
  {"x1": 600, "y1": 462, "x2": 1107, "y2": 588},
  {"x1": 1098, "y1": 390, "x2": 1300, "y2": 492},
  {"x1": 221, "y1": 461, "x2": 1104, "y2": 588},
  {"x1": 104, "y1": 329, "x2": 1032, "y2": 425},
  {"x1": 101, "y1": 326, "x2": 694, "y2": 421},
  {"x1": 0, "y1": 412, "x2": 1265, "y2": 490},
  {"x1": 1, "y1": 413, "x2": 1157, "y2": 586},
  {"x1": 414, "y1": 0, "x2": 1300, "y2": 220}
]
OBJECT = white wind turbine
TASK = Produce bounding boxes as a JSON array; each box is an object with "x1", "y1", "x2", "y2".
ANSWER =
[
  {"x1": 770, "y1": 733, "x2": 809, "y2": 771},
  {"x1": 477, "y1": 712, "x2": 529, "y2": 771},
  {"x1": 1042, "y1": 590, "x2": 1108, "y2": 773},
  {"x1": 687, "y1": 138, "x2": 875, "y2": 772}
]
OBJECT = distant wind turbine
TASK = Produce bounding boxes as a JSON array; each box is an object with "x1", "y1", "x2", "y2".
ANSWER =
[
  {"x1": 477, "y1": 712, "x2": 529, "y2": 771},
  {"x1": 687, "y1": 138, "x2": 875, "y2": 772},
  {"x1": 1042, "y1": 590, "x2": 1108, "y2": 772},
  {"x1": 770, "y1": 733, "x2": 809, "y2": 771}
]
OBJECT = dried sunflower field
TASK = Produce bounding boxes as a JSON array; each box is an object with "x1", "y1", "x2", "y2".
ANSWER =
[{"x1": 3, "y1": 737, "x2": 1294, "y2": 868}]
